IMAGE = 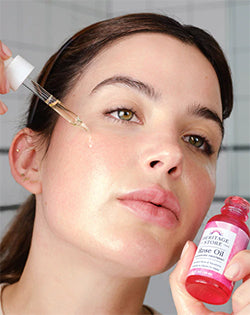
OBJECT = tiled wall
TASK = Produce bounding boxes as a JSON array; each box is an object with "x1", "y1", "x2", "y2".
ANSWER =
[{"x1": 0, "y1": 1, "x2": 249, "y2": 314}]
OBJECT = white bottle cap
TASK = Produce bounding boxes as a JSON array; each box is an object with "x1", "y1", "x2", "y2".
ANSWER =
[{"x1": 4, "y1": 55, "x2": 34, "y2": 91}]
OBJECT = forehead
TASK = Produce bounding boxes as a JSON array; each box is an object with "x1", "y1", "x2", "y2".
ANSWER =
[
  {"x1": 90, "y1": 32, "x2": 217, "y2": 76},
  {"x1": 80, "y1": 33, "x2": 222, "y2": 118}
]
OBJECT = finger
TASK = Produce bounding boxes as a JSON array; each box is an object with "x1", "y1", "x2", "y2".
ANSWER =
[
  {"x1": 224, "y1": 250, "x2": 250, "y2": 315},
  {"x1": 169, "y1": 241, "x2": 211, "y2": 315},
  {"x1": 0, "y1": 41, "x2": 12, "y2": 60},
  {"x1": 0, "y1": 41, "x2": 12, "y2": 94},
  {"x1": 233, "y1": 304, "x2": 250, "y2": 315},
  {"x1": 0, "y1": 100, "x2": 8, "y2": 114},
  {"x1": 0, "y1": 66, "x2": 10, "y2": 94},
  {"x1": 232, "y1": 278, "x2": 250, "y2": 314},
  {"x1": 224, "y1": 250, "x2": 250, "y2": 282},
  {"x1": 0, "y1": 59, "x2": 10, "y2": 94}
]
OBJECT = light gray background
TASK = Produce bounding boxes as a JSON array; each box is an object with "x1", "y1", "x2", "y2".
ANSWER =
[{"x1": 0, "y1": 0, "x2": 249, "y2": 314}]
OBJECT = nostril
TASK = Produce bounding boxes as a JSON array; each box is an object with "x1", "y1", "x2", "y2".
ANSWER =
[
  {"x1": 168, "y1": 166, "x2": 177, "y2": 174},
  {"x1": 150, "y1": 160, "x2": 160, "y2": 168}
]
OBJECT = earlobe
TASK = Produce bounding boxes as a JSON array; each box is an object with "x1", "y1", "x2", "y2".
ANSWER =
[{"x1": 9, "y1": 128, "x2": 43, "y2": 194}]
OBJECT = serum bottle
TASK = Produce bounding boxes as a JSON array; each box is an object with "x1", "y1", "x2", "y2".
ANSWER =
[{"x1": 185, "y1": 196, "x2": 249, "y2": 305}]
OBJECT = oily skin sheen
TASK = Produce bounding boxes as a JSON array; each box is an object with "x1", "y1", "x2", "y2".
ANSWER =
[{"x1": 36, "y1": 34, "x2": 223, "y2": 278}]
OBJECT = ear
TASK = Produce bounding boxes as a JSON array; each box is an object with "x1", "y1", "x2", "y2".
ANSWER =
[{"x1": 9, "y1": 128, "x2": 43, "y2": 194}]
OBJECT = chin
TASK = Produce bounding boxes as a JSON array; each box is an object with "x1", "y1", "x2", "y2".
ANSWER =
[
  {"x1": 118, "y1": 252, "x2": 176, "y2": 278},
  {"x1": 106, "y1": 236, "x2": 180, "y2": 278}
]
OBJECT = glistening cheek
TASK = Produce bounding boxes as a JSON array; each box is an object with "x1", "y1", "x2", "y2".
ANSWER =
[
  {"x1": 205, "y1": 160, "x2": 217, "y2": 184},
  {"x1": 193, "y1": 165, "x2": 216, "y2": 201},
  {"x1": 185, "y1": 150, "x2": 217, "y2": 185},
  {"x1": 196, "y1": 159, "x2": 217, "y2": 202},
  {"x1": 84, "y1": 132, "x2": 136, "y2": 172},
  {"x1": 180, "y1": 157, "x2": 216, "y2": 221}
]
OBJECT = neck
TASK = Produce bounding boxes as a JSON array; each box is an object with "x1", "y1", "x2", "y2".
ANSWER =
[{"x1": 2, "y1": 210, "x2": 150, "y2": 315}]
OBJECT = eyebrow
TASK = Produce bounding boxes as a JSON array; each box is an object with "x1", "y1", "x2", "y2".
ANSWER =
[
  {"x1": 90, "y1": 76, "x2": 224, "y2": 137},
  {"x1": 90, "y1": 75, "x2": 159, "y2": 99},
  {"x1": 188, "y1": 104, "x2": 224, "y2": 137}
]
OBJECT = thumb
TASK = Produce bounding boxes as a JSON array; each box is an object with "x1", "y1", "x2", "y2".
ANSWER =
[{"x1": 169, "y1": 241, "x2": 210, "y2": 315}]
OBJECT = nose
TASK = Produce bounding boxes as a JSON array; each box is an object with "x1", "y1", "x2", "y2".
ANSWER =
[{"x1": 141, "y1": 138, "x2": 183, "y2": 178}]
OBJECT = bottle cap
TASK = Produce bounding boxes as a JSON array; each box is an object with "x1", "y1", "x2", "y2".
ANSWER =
[
  {"x1": 4, "y1": 55, "x2": 34, "y2": 91},
  {"x1": 222, "y1": 196, "x2": 249, "y2": 221}
]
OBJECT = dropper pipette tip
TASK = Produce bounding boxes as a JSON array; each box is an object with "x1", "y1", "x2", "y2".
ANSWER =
[{"x1": 80, "y1": 122, "x2": 89, "y2": 132}]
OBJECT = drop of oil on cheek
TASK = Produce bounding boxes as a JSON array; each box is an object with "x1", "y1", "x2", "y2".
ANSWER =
[
  {"x1": 79, "y1": 121, "x2": 93, "y2": 149},
  {"x1": 88, "y1": 134, "x2": 93, "y2": 148}
]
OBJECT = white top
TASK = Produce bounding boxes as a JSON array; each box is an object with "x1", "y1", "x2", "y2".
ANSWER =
[
  {"x1": 0, "y1": 283, "x2": 162, "y2": 315},
  {"x1": 4, "y1": 55, "x2": 34, "y2": 91}
]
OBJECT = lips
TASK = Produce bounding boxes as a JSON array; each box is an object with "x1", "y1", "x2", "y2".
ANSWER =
[{"x1": 118, "y1": 187, "x2": 180, "y2": 228}]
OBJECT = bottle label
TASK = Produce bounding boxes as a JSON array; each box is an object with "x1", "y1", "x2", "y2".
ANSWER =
[{"x1": 188, "y1": 221, "x2": 249, "y2": 290}]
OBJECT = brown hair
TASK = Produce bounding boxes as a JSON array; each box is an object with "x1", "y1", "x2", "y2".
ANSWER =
[{"x1": 0, "y1": 13, "x2": 233, "y2": 284}]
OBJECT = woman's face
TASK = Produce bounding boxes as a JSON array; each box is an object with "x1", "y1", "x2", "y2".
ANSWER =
[{"x1": 38, "y1": 34, "x2": 223, "y2": 276}]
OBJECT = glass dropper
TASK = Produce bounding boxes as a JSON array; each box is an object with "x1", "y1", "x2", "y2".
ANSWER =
[{"x1": 4, "y1": 55, "x2": 88, "y2": 131}]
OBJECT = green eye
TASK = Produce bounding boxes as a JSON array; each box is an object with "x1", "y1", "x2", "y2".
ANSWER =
[
  {"x1": 106, "y1": 107, "x2": 141, "y2": 124},
  {"x1": 188, "y1": 135, "x2": 204, "y2": 148},
  {"x1": 117, "y1": 109, "x2": 134, "y2": 121}
]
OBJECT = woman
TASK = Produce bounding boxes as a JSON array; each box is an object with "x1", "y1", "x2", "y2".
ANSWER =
[{"x1": 0, "y1": 13, "x2": 249, "y2": 314}]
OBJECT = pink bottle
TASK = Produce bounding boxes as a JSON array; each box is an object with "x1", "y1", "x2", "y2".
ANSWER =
[{"x1": 185, "y1": 196, "x2": 249, "y2": 305}]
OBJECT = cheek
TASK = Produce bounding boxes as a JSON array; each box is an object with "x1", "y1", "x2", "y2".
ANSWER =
[
  {"x1": 186, "y1": 152, "x2": 217, "y2": 195},
  {"x1": 79, "y1": 130, "x2": 140, "y2": 194},
  {"x1": 180, "y1": 157, "x2": 216, "y2": 239},
  {"x1": 39, "y1": 128, "x2": 134, "y2": 240}
]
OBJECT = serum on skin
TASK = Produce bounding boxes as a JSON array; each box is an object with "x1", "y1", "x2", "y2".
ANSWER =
[{"x1": 185, "y1": 196, "x2": 249, "y2": 305}]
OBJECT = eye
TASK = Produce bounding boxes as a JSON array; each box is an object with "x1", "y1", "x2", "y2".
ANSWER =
[
  {"x1": 117, "y1": 109, "x2": 134, "y2": 121},
  {"x1": 183, "y1": 135, "x2": 213, "y2": 155},
  {"x1": 107, "y1": 108, "x2": 140, "y2": 123},
  {"x1": 188, "y1": 135, "x2": 204, "y2": 148}
]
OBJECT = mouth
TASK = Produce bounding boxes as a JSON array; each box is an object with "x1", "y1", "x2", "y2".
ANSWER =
[{"x1": 118, "y1": 186, "x2": 180, "y2": 228}]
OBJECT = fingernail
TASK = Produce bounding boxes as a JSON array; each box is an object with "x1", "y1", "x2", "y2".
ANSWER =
[
  {"x1": 224, "y1": 263, "x2": 240, "y2": 280},
  {"x1": 0, "y1": 101, "x2": 8, "y2": 114},
  {"x1": 1, "y1": 42, "x2": 12, "y2": 57},
  {"x1": 181, "y1": 241, "x2": 190, "y2": 259}
]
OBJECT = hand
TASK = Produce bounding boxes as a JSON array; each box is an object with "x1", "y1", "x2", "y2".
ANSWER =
[
  {"x1": 169, "y1": 241, "x2": 250, "y2": 315},
  {"x1": 0, "y1": 40, "x2": 12, "y2": 114},
  {"x1": 224, "y1": 250, "x2": 250, "y2": 314}
]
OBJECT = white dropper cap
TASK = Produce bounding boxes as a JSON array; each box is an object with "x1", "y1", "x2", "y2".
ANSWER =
[{"x1": 4, "y1": 55, "x2": 34, "y2": 91}]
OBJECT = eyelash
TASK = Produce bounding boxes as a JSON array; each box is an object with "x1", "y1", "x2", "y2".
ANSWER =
[{"x1": 104, "y1": 107, "x2": 214, "y2": 156}]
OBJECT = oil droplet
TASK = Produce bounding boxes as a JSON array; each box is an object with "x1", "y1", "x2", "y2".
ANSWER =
[
  {"x1": 88, "y1": 134, "x2": 93, "y2": 148},
  {"x1": 80, "y1": 121, "x2": 89, "y2": 132}
]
